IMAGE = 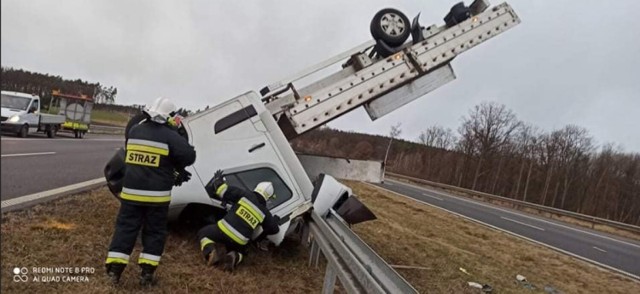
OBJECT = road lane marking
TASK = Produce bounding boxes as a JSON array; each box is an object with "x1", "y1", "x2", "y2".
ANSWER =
[
  {"x1": 422, "y1": 193, "x2": 443, "y2": 201},
  {"x1": 1, "y1": 178, "x2": 106, "y2": 210},
  {"x1": 1, "y1": 152, "x2": 56, "y2": 158},
  {"x1": 387, "y1": 179, "x2": 640, "y2": 249},
  {"x1": 364, "y1": 182, "x2": 640, "y2": 281},
  {"x1": 593, "y1": 246, "x2": 607, "y2": 253},
  {"x1": 501, "y1": 217, "x2": 545, "y2": 231}
]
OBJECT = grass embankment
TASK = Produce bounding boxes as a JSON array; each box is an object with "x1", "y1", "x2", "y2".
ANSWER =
[
  {"x1": 91, "y1": 110, "x2": 131, "y2": 127},
  {"x1": 2, "y1": 184, "x2": 639, "y2": 293},
  {"x1": 346, "y1": 181, "x2": 640, "y2": 293}
]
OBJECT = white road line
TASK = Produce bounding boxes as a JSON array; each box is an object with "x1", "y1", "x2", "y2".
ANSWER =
[
  {"x1": 501, "y1": 217, "x2": 545, "y2": 231},
  {"x1": 1, "y1": 152, "x2": 56, "y2": 158},
  {"x1": 363, "y1": 182, "x2": 640, "y2": 281},
  {"x1": 0, "y1": 178, "x2": 106, "y2": 209},
  {"x1": 593, "y1": 246, "x2": 607, "y2": 253},
  {"x1": 422, "y1": 193, "x2": 443, "y2": 201},
  {"x1": 387, "y1": 178, "x2": 640, "y2": 249}
]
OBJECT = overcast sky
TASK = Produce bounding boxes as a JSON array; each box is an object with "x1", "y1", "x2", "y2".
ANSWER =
[{"x1": 2, "y1": 0, "x2": 639, "y2": 152}]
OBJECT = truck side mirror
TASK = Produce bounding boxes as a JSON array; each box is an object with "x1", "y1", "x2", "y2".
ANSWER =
[{"x1": 28, "y1": 107, "x2": 37, "y2": 113}]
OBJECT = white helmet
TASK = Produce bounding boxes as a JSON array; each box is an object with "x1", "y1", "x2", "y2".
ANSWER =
[
  {"x1": 254, "y1": 182, "x2": 275, "y2": 201},
  {"x1": 144, "y1": 97, "x2": 176, "y2": 124}
]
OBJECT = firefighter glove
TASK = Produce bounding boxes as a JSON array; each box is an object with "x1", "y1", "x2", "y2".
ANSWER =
[{"x1": 174, "y1": 169, "x2": 192, "y2": 186}]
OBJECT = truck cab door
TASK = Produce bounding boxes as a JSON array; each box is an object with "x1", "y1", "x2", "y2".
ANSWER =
[
  {"x1": 182, "y1": 92, "x2": 308, "y2": 218},
  {"x1": 25, "y1": 99, "x2": 40, "y2": 130}
]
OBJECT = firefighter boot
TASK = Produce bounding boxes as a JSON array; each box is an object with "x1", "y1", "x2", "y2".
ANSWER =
[
  {"x1": 139, "y1": 264, "x2": 157, "y2": 287},
  {"x1": 105, "y1": 263, "x2": 126, "y2": 285},
  {"x1": 222, "y1": 251, "x2": 243, "y2": 272},
  {"x1": 207, "y1": 243, "x2": 227, "y2": 266}
]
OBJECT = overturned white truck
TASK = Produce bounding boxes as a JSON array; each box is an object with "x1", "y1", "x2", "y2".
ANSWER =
[{"x1": 106, "y1": 0, "x2": 520, "y2": 246}]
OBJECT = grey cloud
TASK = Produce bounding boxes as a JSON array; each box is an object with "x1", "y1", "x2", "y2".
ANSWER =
[{"x1": 2, "y1": 0, "x2": 639, "y2": 151}]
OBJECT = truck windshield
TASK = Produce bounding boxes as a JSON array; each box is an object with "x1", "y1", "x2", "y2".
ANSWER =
[{"x1": 1, "y1": 94, "x2": 31, "y2": 110}]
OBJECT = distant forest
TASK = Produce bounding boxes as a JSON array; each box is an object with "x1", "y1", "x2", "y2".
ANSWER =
[
  {"x1": 0, "y1": 67, "x2": 118, "y2": 107},
  {"x1": 291, "y1": 102, "x2": 640, "y2": 226}
]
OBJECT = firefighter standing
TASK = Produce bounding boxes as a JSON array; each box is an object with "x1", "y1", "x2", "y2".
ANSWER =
[
  {"x1": 198, "y1": 170, "x2": 280, "y2": 271},
  {"x1": 105, "y1": 97, "x2": 196, "y2": 286}
]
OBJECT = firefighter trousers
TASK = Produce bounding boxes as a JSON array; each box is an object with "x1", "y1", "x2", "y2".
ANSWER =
[
  {"x1": 197, "y1": 223, "x2": 247, "y2": 260},
  {"x1": 106, "y1": 202, "x2": 169, "y2": 269}
]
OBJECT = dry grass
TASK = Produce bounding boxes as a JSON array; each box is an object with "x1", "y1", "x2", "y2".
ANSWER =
[
  {"x1": 1, "y1": 188, "x2": 324, "y2": 293},
  {"x1": 345, "y1": 181, "x2": 640, "y2": 293},
  {"x1": 2, "y1": 184, "x2": 639, "y2": 293},
  {"x1": 91, "y1": 110, "x2": 131, "y2": 127}
]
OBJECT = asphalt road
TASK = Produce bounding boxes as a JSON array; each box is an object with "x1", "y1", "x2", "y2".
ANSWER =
[
  {"x1": 376, "y1": 179, "x2": 640, "y2": 279},
  {"x1": 1, "y1": 132, "x2": 124, "y2": 200}
]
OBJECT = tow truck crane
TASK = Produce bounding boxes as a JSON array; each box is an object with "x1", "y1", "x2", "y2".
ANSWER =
[
  {"x1": 106, "y1": 0, "x2": 521, "y2": 246},
  {"x1": 261, "y1": 0, "x2": 520, "y2": 139}
]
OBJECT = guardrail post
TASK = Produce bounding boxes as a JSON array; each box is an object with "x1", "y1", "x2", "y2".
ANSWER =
[
  {"x1": 322, "y1": 265, "x2": 337, "y2": 294},
  {"x1": 309, "y1": 240, "x2": 321, "y2": 268}
]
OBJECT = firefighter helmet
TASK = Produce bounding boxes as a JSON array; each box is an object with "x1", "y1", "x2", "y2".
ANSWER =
[
  {"x1": 254, "y1": 182, "x2": 276, "y2": 200},
  {"x1": 144, "y1": 97, "x2": 176, "y2": 124}
]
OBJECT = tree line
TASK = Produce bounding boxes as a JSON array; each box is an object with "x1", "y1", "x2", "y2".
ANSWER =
[
  {"x1": 0, "y1": 67, "x2": 118, "y2": 106},
  {"x1": 291, "y1": 102, "x2": 640, "y2": 225}
]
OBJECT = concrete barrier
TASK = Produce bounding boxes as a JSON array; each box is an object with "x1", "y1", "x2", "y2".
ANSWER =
[{"x1": 297, "y1": 154, "x2": 383, "y2": 183}]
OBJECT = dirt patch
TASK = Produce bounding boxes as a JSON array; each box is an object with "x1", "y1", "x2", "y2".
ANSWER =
[{"x1": 346, "y1": 181, "x2": 640, "y2": 293}]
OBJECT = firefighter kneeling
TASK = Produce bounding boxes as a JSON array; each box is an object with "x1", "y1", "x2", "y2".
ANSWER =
[{"x1": 198, "y1": 170, "x2": 280, "y2": 271}]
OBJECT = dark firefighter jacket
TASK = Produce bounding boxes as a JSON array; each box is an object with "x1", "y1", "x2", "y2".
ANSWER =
[
  {"x1": 218, "y1": 186, "x2": 280, "y2": 245},
  {"x1": 121, "y1": 121, "x2": 196, "y2": 205}
]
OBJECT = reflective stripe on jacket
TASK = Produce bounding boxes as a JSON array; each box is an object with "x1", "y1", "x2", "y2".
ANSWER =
[
  {"x1": 217, "y1": 186, "x2": 279, "y2": 245},
  {"x1": 121, "y1": 121, "x2": 195, "y2": 206}
]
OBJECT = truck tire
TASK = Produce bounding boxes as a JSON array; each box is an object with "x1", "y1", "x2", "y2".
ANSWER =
[
  {"x1": 370, "y1": 8, "x2": 411, "y2": 47},
  {"x1": 18, "y1": 125, "x2": 28, "y2": 138},
  {"x1": 46, "y1": 126, "x2": 57, "y2": 138}
]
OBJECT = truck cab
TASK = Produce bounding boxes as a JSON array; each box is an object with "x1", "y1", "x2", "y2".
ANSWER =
[{"x1": 170, "y1": 91, "x2": 354, "y2": 244}]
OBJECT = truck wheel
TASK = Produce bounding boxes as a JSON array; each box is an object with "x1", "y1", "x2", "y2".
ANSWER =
[
  {"x1": 370, "y1": 8, "x2": 411, "y2": 47},
  {"x1": 18, "y1": 125, "x2": 28, "y2": 138},
  {"x1": 46, "y1": 126, "x2": 57, "y2": 138}
]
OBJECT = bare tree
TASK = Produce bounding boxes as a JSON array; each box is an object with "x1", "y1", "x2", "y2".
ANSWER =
[
  {"x1": 511, "y1": 124, "x2": 540, "y2": 201},
  {"x1": 459, "y1": 102, "x2": 521, "y2": 190},
  {"x1": 554, "y1": 125, "x2": 593, "y2": 209},
  {"x1": 418, "y1": 125, "x2": 456, "y2": 178},
  {"x1": 383, "y1": 123, "x2": 402, "y2": 170},
  {"x1": 418, "y1": 125, "x2": 455, "y2": 149}
]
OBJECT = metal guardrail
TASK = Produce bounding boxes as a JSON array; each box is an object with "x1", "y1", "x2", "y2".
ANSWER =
[
  {"x1": 387, "y1": 172, "x2": 640, "y2": 234},
  {"x1": 308, "y1": 209, "x2": 418, "y2": 293}
]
